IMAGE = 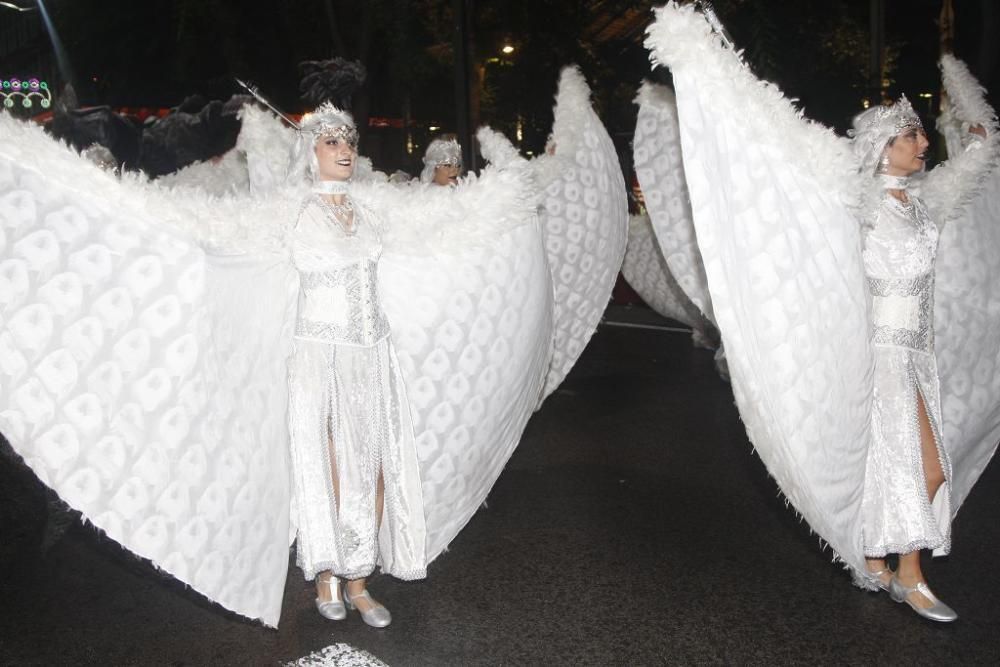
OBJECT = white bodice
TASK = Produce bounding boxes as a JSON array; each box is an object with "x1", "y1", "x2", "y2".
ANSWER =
[
  {"x1": 863, "y1": 193, "x2": 939, "y2": 354},
  {"x1": 290, "y1": 196, "x2": 390, "y2": 347}
]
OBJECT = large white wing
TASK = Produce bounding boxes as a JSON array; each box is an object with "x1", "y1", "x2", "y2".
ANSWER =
[
  {"x1": 622, "y1": 213, "x2": 712, "y2": 343},
  {"x1": 936, "y1": 167, "x2": 1000, "y2": 510},
  {"x1": 533, "y1": 67, "x2": 629, "y2": 403},
  {"x1": 633, "y1": 81, "x2": 715, "y2": 323},
  {"x1": 933, "y1": 63, "x2": 1000, "y2": 511},
  {"x1": 647, "y1": 3, "x2": 872, "y2": 573},
  {"x1": 355, "y1": 128, "x2": 554, "y2": 561},
  {"x1": 0, "y1": 115, "x2": 297, "y2": 626}
]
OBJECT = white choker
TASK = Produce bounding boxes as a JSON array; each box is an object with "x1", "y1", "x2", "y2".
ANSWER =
[
  {"x1": 312, "y1": 180, "x2": 351, "y2": 195},
  {"x1": 878, "y1": 174, "x2": 909, "y2": 191}
]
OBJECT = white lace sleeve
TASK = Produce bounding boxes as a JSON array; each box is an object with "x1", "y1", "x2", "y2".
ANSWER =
[{"x1": 647, "y1": 2, "x2": 873, "y2": 573}]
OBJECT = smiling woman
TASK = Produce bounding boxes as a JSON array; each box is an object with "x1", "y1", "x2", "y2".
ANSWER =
[{"x1": 285, "y1": 102, "x2": 425, "y2": 629}]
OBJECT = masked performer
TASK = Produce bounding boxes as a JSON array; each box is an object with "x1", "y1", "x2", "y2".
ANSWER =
[
  {"x1": 420, "y1": 135, "x2": 463, "y2": 186},
  {"x1": 647, "y1": 2, "x2": 999, "y2": 622},
  {"x1": 285, "y1": 104, "x2": 426, "y2": 628}
]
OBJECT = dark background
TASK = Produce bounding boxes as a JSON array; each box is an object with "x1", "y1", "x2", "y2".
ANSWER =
[{"x1": 2, "y1": 1, "x2": 999, "y2": 174}]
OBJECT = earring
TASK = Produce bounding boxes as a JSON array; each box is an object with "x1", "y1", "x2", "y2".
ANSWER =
[{"x1": 878, "y1": 152, "x2": 891, "y2": 174}]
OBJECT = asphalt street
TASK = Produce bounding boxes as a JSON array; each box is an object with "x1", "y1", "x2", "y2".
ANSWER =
[{"x1": 2, "y1": 305, "x2": 999, "y2": 666}]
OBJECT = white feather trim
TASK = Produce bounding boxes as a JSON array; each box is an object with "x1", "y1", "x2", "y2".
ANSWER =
[
  {"x1": 918, "y1": 55, "x2": 1000, "y2": 225},
  {"x1": 351, "y1": 128, "x2": 538, "y2": 255},
  {"x1": 645, "y1": 2, "x2": 860, "y2": 210},
  {"x1": 940, "y1": 54, "x2": 998, "y2": 131}
]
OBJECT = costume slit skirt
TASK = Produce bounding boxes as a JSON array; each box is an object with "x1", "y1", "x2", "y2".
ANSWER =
[
  {"x1": 287, "y1": 335, "x2": 427, "y2": 581},
  {"x1": 862, "y1": 344, "x2": 953, "y2": 558}
]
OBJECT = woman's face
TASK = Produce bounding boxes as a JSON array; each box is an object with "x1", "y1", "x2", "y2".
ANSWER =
[
  {"x1": 315, "y1": 135, "x2": 357, "y2": 182},
  {"x1": 883, "y1": 127, "x2": 930, "y2": 176},
  {"x1": 432, "y1": 163, "x2": 460, "y2": 186}
]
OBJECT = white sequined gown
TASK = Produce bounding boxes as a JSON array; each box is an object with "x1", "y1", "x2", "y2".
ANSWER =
[
  {"x1": 287, "y1": 195, "x2": 426, "y2": 581},
  {"x1": 862, "y1": 188, "x2": 951, "y2": 557}
]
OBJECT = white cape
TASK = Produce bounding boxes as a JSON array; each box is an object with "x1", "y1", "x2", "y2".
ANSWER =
[
  {"x1": 0, "y1": 114, "x2": 551, "y2": 626},
  {"x1": 646, "y1": 2, "x2": 1000, "y2": 577}
]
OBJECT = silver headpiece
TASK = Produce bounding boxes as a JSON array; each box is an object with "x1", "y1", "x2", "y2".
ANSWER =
[
  {"x1": 420, "y1": 137, "x2": 462, "y2": 183},
  {"x1": 287, "y1": 102, "x2": 359, "y2": 184},
  {"x1": 849, "y1": 95, "x2": 924, "y2": 176},
  {"x1": 299, "y1": 101, "x2": 359, "y2": 147}
]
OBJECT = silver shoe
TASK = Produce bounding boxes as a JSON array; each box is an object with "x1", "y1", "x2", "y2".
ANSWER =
[
  {"x1": 314, "y1": 575, "x2": 346, "y2": 621},
  {"x1": 345, "y1": 589, "x2": 392, "y2": 628},
  {"x1": 888, "y1": 576, "x2": 958, "y2": 623}
]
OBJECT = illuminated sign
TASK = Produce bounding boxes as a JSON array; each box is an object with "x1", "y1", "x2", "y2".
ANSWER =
[{"x1": 1, "y1": 78, "x2": 52, "y2": 110}]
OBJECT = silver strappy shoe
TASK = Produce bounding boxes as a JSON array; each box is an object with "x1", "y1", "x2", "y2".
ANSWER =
[
  {"x1": 888, "y1": 576, "x2": 958, "y2": 623},
  {"x1": 345, "y1": 589, "x2": 392, "y2": 628},
  {"x1": 314, "y1": 575, "x2": 347, "y2": 621}
]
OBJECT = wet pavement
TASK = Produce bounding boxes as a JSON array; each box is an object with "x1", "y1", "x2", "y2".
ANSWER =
[{"x1": 2, "y1": 305, "x2": 999, "y2": 665}]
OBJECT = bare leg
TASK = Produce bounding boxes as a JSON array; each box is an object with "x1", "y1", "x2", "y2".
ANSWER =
[{"x1": 894, "y1": 392, "x2": 945, "y2": 609}]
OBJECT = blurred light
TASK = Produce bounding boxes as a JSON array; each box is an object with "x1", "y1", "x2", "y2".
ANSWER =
[
  {"x1": 501, "y1": 44, "x2": 515, "y2": 55},
  {"x1": 0, "y1": 2, "x2": 37, "y2": 11},
  {"x1": 516, "y1": 117, "x2": 523, "y2": 143},
  {"x1": 429, "y1": 125, "x2": 440, "y2": 131},
  {"x1": 406, "y1": 135, "x2": 414, "y2": 155},
  {"x1": 862, "y1": 98, "x2": 871, "y2": 109},
  {"x1": 918, "y1": 92, "x2": 933, "y2": 99}
]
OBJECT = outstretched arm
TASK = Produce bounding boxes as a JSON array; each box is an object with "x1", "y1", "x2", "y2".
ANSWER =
[{"x1": 921, "y1": 54, "x2": 1000, "y2": 225}]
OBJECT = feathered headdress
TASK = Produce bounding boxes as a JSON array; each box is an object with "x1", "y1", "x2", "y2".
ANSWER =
[
  {"x1": 420, "y1": 137, "x2": 462, "y2": 183},
  {"x1": 849, "y1": 95, "x2": 923, "y2": 176},
  {"x1": 287, "y1": 102, "x2": 358, "y2": 184},
  {"x1": 299, "y1": 57, "x2": 367, "y2": 109}
]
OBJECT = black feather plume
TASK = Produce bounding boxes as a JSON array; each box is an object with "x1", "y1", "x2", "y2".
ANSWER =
[{"x1": 299, "y1": 57, "x2": 367, "y2": 109}]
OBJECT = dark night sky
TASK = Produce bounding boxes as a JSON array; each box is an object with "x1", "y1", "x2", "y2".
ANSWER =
[{"x1": 2, "y1": 1, "x2": 998, "y2": 166}]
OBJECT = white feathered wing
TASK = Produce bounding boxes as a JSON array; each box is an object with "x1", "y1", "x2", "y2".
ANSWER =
[
  {"x1": 0, "y1": 114, "x2": 298, "y2": 627},
  {"x1": 532, "y1": 66, "x2": 629, "y2": 404},
  {"x1": 352, "y1": 128, "x2": 554, "y2": 561},
  {"x1": 633, "y1": 81, "x2": 715, "y2": 325},
  {"x1": 647, "y1": 2, "x2": 873, "y2": 573},
  {"x1": 933, "y1": 56, "x2": 1000, "y2": 511},
  {"x1": 621, "y1": 212, "x2": 712, "y2": 345}
]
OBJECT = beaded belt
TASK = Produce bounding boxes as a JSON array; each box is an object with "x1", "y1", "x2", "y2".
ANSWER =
[{"x1": 868, "y1": 271, "x2": 934, "y2": 353}]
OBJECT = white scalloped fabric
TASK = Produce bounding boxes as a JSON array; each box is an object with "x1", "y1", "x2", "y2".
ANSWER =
[
  {"x1": 0, "y1": 112, "x2": 553, "y2": 626},
  {"x1": 632, "y1": 81, "x2": 715, "y2": 323},
  {"x1": 647, "y1": 3, "x2": 873, "y2": 572},
  {"x1": 936, "y1": 167, "x2": 1000, "y2": 510},
  {"x1": 0, "y1": 116, "x2": 298, "y2": 626},
  {"x1": 621, "y1": 213, "x2": 710, "y2": 340},
  {"x1": 534, "y1": 67, "x2": 629, "y2": 403},
  {"x1": 381, "y1": 221, "x2": 552, "y2": 560},
  {"x1": 648, "y1": 2, "x2": 1000, "y2": 576}
]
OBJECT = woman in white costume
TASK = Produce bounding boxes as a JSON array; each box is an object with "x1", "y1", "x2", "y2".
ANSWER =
[
  {"x1": 646, "y1": 2, "x2": 999, "y2": 626},
  {"x1": 420, "y1": 135, "x2": 462, "y2": 186},
  {"x1": 851, "y1": 99, "x2": 987, "y2": 622},
  {"x1": 286, "y1": 103, "x2": 426, "y2": 628}
]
